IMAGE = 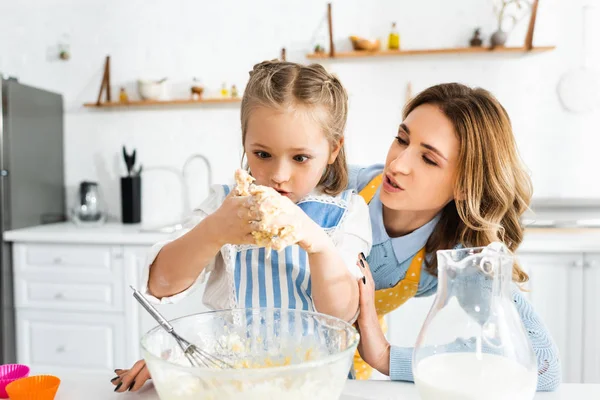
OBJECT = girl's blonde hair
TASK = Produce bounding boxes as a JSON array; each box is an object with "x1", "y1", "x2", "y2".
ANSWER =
[
  {"x1": 241, "y1": 60, "x2": 349, "y2": 195},
  {"x1": 404, "y1": 83, "x2": 533, "y2": 283}
]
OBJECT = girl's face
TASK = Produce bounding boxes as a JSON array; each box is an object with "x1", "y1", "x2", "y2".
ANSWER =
[
  {"x1": 245, "y1": 106, "x2": 341, "y2": 203},
  {"x1": 380, "y1": 104, "x2": 460, "y2": 213}
]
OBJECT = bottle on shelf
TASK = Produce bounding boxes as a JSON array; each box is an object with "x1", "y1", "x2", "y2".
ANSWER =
[
  {"x1": 119, "y1": 87, "x2": 129, "y2": 103},
  {"x1": 388, "y1": 22, "x2": 400, "y2": 50}
]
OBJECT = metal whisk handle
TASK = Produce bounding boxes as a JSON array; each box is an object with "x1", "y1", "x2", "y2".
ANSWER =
[{"x1": 130, "y1": 285, "x2": 174, "y2": 334}]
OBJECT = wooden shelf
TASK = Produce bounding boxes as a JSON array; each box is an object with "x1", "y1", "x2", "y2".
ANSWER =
[
  {"x1": 306, "y1": 46, "x2": 556, "y2": 60},
  {"x1": 83, "y1": 97, "x2": 241, "y2": 108}
]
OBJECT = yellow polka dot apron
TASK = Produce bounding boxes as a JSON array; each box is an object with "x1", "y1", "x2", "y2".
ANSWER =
[{"x1": 353, "y1": 174, "x2": 425, "y2": 380}]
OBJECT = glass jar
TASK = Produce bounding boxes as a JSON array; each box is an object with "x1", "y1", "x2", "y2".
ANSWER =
[{"x1": 413, "y1": 243, "x2": 537, "y2": 400}]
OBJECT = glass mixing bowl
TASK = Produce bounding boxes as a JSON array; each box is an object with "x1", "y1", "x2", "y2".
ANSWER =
[{"x1": 141, "y1": 308, "x2": 359, "y2": 400}]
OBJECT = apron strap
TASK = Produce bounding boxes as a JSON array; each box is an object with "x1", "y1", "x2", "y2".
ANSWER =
[
  {"x1": 358, "y1": 174, "x2": 383, "y2": 205},
  {"x1": 352, "y1": 173, "x2": 429, "y2": 380},
  {"x1": 403, "y1": 247, "x2": 425, "y2": 285}
]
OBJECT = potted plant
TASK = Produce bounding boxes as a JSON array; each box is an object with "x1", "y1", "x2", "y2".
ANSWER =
[{"x1": 491, "y1": 0, "x2": 531, "y2": 47}]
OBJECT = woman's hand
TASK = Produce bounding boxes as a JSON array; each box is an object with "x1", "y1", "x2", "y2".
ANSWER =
[
  {"x1": 356, "y1": 253, "x2": 391, "y2": 376},
  {"x1": 111, "y1": 360, "x2": 150, "y2": 393}
]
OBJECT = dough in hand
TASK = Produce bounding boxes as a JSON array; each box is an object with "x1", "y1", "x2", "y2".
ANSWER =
[{"x1": 234, "y1": 169, "x2": 299, "y2": 251}]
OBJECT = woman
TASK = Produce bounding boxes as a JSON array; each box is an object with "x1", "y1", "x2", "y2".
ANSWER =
[{"x1": 350, "y1": 83, "x2": 560, "y2": 391}]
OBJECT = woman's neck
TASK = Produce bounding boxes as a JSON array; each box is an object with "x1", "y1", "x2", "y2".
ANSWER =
[{"x1": 382, "y1": 206, "x2": 440, "y2": 238}]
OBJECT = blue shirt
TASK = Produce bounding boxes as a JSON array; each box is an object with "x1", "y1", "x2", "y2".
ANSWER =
[{"x1": 348, "y1": 164, "x2": 561, "y2": 391}]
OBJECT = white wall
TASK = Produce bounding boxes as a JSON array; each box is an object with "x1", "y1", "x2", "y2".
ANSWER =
[{"x1": 1, "y1": 0, "x2": 599, "y2": 226}]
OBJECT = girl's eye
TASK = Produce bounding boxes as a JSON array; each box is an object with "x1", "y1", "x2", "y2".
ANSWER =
[
  {"x1": 395, "y1": 136, "x2": 408, "y2": 146},
  {"x1": 293, "y1": 155, "x2": 310, "y2": 163},
  {"x1": 254, "y1": 151, "x2": 271, "y2": 159}
]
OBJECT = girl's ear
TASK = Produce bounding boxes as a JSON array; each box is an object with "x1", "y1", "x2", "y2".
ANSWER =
[{"x1": 328, "y1": 137, "x2": 344, "y2": 164}]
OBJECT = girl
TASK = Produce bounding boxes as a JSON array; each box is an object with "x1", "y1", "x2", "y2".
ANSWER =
[
  {"x1": 350, "y1": 83, "x2": 561, "y2": 391},
  {"x1": 112, "y1": 60, "x2": 372, "y2": 393}
]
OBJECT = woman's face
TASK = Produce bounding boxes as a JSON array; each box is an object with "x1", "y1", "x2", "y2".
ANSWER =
[{"x1": 380, "y1": 104, "x2": 460, "y2": 213}]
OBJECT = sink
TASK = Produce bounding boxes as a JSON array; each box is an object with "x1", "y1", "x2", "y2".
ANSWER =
[
  {"x1": 522, "y1": 200, "x2": 600, "y2": 229},
  {"x1": 522, "y1": 219, "x2": 600, "y2": 229},
  {"x1": 575, "y1": 219, "x2": 600, "y2": 228}
]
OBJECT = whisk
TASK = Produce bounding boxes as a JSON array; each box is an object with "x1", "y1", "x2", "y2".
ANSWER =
[{"x1": 130, "y1": 285, "x2": 235, "y2": 369}]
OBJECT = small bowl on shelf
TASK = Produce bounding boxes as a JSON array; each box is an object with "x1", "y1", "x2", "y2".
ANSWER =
[
  {"x1": 137, "y1": 78, "x2": 167, "y2": 101},
  {"x1": 0, "y1": 364, "x2": 30, "y2": 398},
  {"x1": 5, "y1": 375, "x2": 60, "y2": 400},
  {"x1": 349, "y1": 36, "x2": 381, "y2": 51}
]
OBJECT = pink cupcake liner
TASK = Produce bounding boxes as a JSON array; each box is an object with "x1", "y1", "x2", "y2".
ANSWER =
[{"x1": 0, "y1": 364, "x2": 30, "y2": 398}]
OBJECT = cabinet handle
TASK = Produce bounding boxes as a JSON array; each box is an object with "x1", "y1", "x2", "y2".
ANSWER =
[
  {"x1": 571, "y1": 260, "x2": 585, "y2": 268},
  {"x1": 586, "y1": 260, "x2": 598, "y2": 268},
  {"x1": 53, "y1": 257, "x2": 63, "y2": 264},
  {"x1": 53, "y1": 292, "x2": 64, "y2": 300},
  {"x1": 56, "y1": 346, "x2": 65, "y2": 353}
]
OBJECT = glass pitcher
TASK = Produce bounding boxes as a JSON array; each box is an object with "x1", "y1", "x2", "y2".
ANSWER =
[{"x1": 413, "y1": 243, "x2": 537, "y2": 400}]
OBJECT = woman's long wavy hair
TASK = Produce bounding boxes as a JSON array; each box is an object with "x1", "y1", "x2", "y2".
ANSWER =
[{"x1": 406, "y1": 83, "x2": 533, "y2": 283}]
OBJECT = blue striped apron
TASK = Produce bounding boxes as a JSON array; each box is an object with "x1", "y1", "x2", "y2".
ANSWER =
[{"x1": 222, "y1": 185, "x2": 353, "y2": 310}]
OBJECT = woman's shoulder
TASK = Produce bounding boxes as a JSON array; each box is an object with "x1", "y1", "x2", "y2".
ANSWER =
[{"x1": 348, "y1": 164, "x2": 385, "y2": 192}]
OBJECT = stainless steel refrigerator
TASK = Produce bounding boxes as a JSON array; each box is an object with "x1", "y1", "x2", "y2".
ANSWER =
[{"x1": 0, "y1": 76, "x2": 65, "y2": 363}]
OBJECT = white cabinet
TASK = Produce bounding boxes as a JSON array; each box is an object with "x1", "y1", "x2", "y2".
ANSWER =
[
  {"x1": 123, "y1": 246, "x2": 208, "y2": 362},
  {"x1": 518, "y1": 251, "x2": 600, "y2": 384},
  {"x1": 583, "y1": 253, "x2": 600, "y2": 384},
  {"x1": 13, "y1": 242, "x2": 210, "y2": 372},
  {"x1": 518, "y1": 253, "x2": 584, "y2": 383},
  {"x1": 386, "y1": 297, "x2": 434, "y2": 348},
  {"x1": 16, "y1": 310, "x2": 125, "y2": 373},
  {"x1": 13, "y1": 243, "x2": 128, "y2": 373}
]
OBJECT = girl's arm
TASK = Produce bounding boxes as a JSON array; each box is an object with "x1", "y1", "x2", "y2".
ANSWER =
[
  {"x1": 304, "y1": 228, "x2": 361, "y2": 322},
  {"x1": 146, "y1": 188, "x2": 256, "y2": 300},
  {"x1": 147, "y1": 215, "x2": 225, "y2": 298},
  {"x1": 308, "y1": 194, "x2": 372, "y2": 322}
]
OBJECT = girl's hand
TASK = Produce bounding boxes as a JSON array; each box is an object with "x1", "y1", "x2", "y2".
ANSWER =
[
  {"x1": 356, "y1": 253, "x2": 391, "y2": 376},
  {"x1": 204, "y1": 192, "x2": 258, "y2": 246},
  {"x1": 258, "y1": 195, "x2": 326, "y2": 254},
  {"x1": 111, "y1": 360, "x2": 150, "y2": 393}
]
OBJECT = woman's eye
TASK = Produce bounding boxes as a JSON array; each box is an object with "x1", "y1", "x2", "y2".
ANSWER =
[
  {"x1": 423, "y1": 157, "x2": 438, "y2": 166},
  {"x1": 395, "y1": 136, "x2": 408, "y2": 146},
  {"x1": 254, "y1": 151, "x2": 271, "y2": 159}
]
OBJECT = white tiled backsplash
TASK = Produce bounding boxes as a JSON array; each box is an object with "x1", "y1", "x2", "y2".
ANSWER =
[{"x1": 1, "y1": 0, "x2": 599, "y2": 225}]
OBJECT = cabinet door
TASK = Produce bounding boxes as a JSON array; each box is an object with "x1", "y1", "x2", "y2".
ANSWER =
[
  {"x1": 16, "y1": 309, "x2": 125, "y2": 373},
  {"x1": 386, "y1": 296, "x2": 435, "y2": 348},
  {"x1": 517, "y1": 252, "x2": 584, "y2": 383},
  {"x1": 123, "y1": 246, "x2": 209, "y2": 363},
  {"x1": 583, "y1": 253, "x2": 600, "y2": 383}
]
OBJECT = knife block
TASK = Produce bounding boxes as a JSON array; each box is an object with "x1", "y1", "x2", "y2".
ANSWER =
[{"x1": 121, "y1": 176, "x2": 141, "y2": 224}]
